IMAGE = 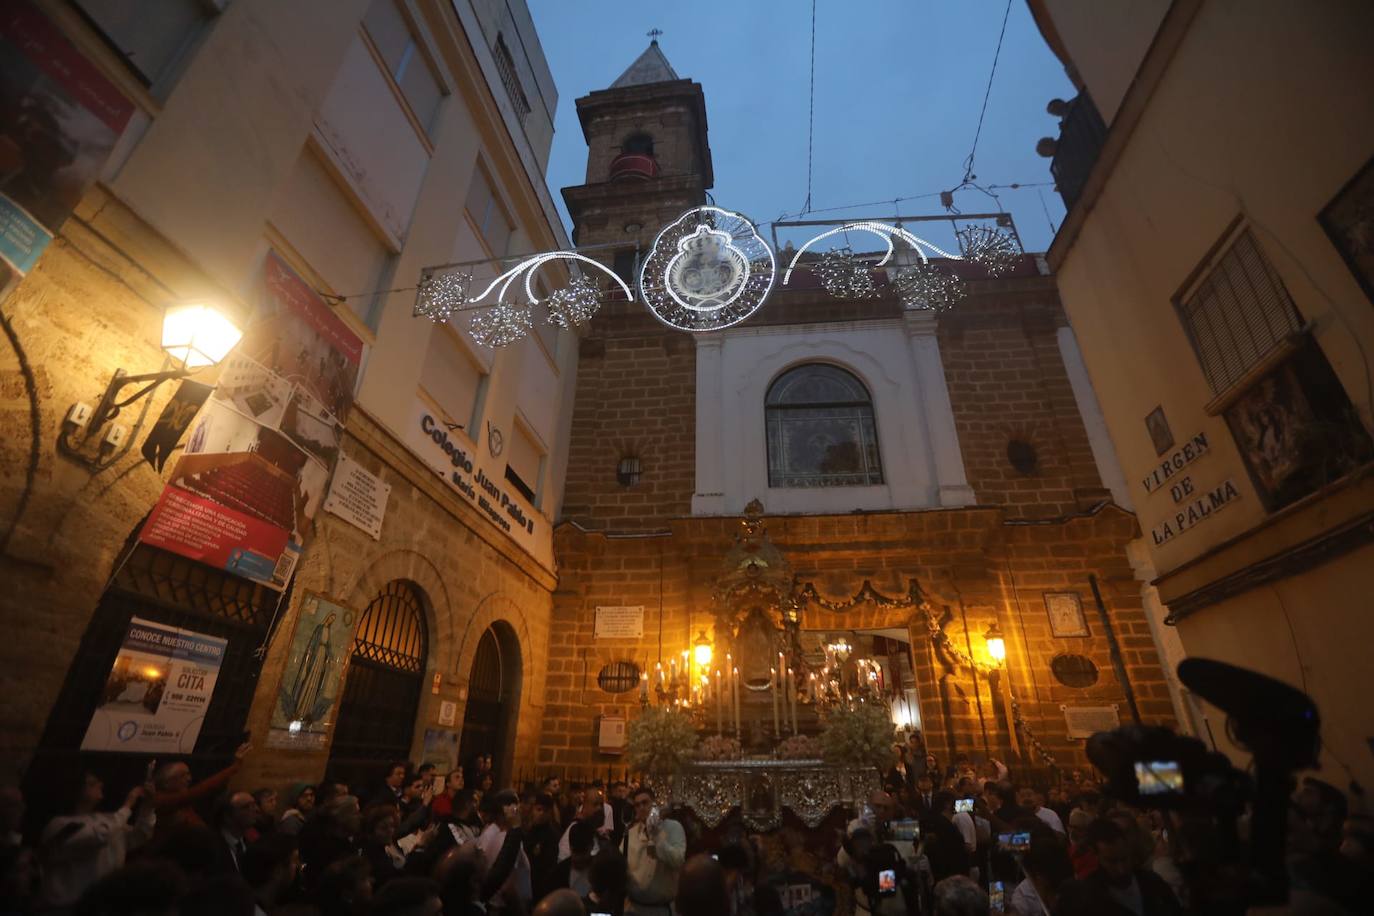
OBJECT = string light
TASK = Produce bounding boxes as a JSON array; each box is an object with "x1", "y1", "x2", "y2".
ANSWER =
[
  {"x1": 639, "y1": 206, "x2": 775, "y2": 332},
  {"x1": 957, "y1": 225, "x2": 1021, "y2": 278},
  {"x1": 544, "y1": 275, "x2": 602, "y2": 328},
  {"x1": 781, "y1": 220, "x2": 961, "y2": 287},
  {"x1": 892, "y1": 263, "x2": 966, "y2": 312},
  {"x1": 815, "y1": 248, "x2": 879, "y2": 299},
  {"x1": 414, "y1": 267, "x2": 473, "y2": 322},
  {"x1": 468, "y1": 300, "x2": 532, "y2": 347}
]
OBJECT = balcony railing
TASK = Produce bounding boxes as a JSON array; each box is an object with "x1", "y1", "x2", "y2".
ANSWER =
[{"x1": 1050, "y1": 94, "x2": 1108, "y2": 212}]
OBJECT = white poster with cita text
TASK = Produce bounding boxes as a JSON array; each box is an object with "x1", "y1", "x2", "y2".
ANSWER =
[{"x1": 81, "y1": 617, "x2": 227, "y2": 754}]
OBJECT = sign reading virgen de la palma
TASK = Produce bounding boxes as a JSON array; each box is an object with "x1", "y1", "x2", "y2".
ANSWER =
[
  {"x1": 408, "y1": 403, "x2": 539, "y2": 552},
  {"x1": 1141, "y1": 430, "x2": 1242, "y2": 545}
]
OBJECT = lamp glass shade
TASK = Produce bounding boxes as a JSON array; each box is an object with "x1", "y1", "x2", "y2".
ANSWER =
[
  {"x1": 162, "y1": 303, "x2": 243, "y2": 369},
  {"x1": 693, "y1": 635, "x2": 712, "y2": 668},
  {"x1": 985, "y1": 628, "x2": 1006, "y2": 662}
]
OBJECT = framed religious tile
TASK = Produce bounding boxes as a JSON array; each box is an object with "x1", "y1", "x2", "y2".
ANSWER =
[
  {"x1": 1044, "y1": 592, "x2": 1090, "y2": 638},
  {"x1": 1319, "y1": 153, "x2": 1374, "y2": 307},
  {"x1": 1144, "y1": 406, "x2": 1174, "y2": 456}
]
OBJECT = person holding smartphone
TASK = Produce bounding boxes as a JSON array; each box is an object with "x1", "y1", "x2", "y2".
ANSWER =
[
  {"x1": 38, "y1": 768, "x2": 156, "y2": 908},
  {"x1": 623, "y1": 786, "x2": 685, "y2": 916}
]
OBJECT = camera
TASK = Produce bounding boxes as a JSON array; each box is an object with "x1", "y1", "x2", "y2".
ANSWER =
[{"x1": 1088, "y1": 657, "x2": 1321, "y2": 909}]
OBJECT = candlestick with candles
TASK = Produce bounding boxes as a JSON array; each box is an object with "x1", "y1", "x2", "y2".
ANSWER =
[
  {"x1": 715, "y1": 668, "x2": 723, "y2": 735},
  {"x1": 732, "y1": 666, "x2": 741, "y2": 737}
]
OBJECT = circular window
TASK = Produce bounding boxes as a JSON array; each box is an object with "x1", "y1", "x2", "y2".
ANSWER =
[
  {"x1": 597, "y1": 661, "x2": 641, "y2": 694},
  {"x1": 1007, "y1": 438, "x2": 1039, "y2": 475},
  {"x1": 1050, "y1": 654, "x2": 1100, "y2": 688}
]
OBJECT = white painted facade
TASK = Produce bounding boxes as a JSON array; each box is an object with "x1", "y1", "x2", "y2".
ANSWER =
[
  {"x1": 693, "y1": 314, "x2": 975, "y2": 517},
  {"x1": 76, "y1": 0, "x2": 572, "y2": 571}
]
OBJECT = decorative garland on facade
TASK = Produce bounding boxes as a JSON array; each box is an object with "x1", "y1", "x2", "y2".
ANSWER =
[{"x1": 793, "y1": 578, "x2": 1057, "y2": 769}]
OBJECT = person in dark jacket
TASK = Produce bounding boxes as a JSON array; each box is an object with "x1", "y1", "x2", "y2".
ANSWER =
[{"x1": 1055, "y1": 818, "x2": 1182, "y2": 916}]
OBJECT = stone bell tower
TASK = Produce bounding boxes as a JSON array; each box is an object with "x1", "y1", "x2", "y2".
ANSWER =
[{"x1": 559, "y1": 39, "x2": 715, "y2": 532}]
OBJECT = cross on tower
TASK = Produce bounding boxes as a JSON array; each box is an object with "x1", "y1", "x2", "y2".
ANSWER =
[{"x1": 647, "y1": 28, "x2": 663, "y2": 42}]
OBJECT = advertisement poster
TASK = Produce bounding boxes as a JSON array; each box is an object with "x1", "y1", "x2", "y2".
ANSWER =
[
  {"x1": 139, "y1": 252, "x2": 363, "y2": 589},
  {"x1": 0, "y1": 2, "x2": 134, "y2": 276},
  {"x1": 81, "y1": 617, "x2": 227, "y2": 754},
  {"x1": 267, "y1": 592, "x2": 356, "y2": 749}
]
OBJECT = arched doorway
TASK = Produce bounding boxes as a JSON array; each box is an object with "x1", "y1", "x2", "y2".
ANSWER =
[
  {"x1": 458, "y1": 622, "x2": 521, "y2": 784},
  {"x1": 326, "y1": 580, "x2": 428, "y2": 793}
]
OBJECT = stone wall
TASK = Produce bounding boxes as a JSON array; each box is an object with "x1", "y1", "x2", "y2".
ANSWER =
[{"x1": 540, "y1": 504, "x2": 1174, "y2": 782}]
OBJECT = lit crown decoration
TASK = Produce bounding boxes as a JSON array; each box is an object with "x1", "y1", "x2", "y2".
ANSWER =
[
  {"x1": 544, "y1": 274, "x2": 603, "y2": 329},
  {"x1": 639, "y1": 206, "x2": 775, "y2": 332},
  {"x1": 414, "y1": 266, "x2": 473, "y2": 322},
  {"x1": 892, "y1": 263, "x2": 966, "y2": 313},
  {"x1": 815, "y1": 247, "x2": 880, "y2": 299},
  {"x1": 956, "y1": 225, "x2": 1021, "y2": 278},
  {"x1": 467, "y1": 300, "x2": 532, "y2": 347},
  {"x1": 425, "y1": 251, "x2": 629, "y2": 347}
]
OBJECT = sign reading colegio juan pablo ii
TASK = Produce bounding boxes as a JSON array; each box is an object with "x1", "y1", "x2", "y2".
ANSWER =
[{"x1": 408, "y1": 402, "x2": 539, "y2": 553}]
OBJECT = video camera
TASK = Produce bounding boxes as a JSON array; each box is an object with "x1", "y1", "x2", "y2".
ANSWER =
[{"x1": 1086, "y1": 658, "x2": 1320, "y2": 910}]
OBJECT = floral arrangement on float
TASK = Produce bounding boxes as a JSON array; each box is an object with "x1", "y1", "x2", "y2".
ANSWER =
[
  {"x1": 777, "y1": 734, "x2": 822, "y2": 760},
  {"x1": 818, "y1": 701, "x2": 896, "y2": 770},
  {"x1": 695, "y1": 735, "x2": 743, "y2": 761},
  {"x1": 625, "y1": 706, "x2": 699, "y2": 775}
]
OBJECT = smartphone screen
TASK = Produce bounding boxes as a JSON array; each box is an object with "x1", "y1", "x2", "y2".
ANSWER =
[
  {"x1": 989, "y1": 881, "x2": 1005, "y2": 912},
  {"x1": 954, "y1": 797, "x2": 973, "y2": 813},
  {"x1": 1012, "y1": 832, "x2": 1031, "y2": 852},
  {"x1": 889, "y1": 818, "x2": 919, "y2": 841},
  {"x1": 877, "y1": 869, "x2": 896, "y2": 895}
]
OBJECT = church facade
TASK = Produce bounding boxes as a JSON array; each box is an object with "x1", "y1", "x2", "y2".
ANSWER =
[{"x1": 535, "y1": 43, "x2": 1181, "y2": 780}]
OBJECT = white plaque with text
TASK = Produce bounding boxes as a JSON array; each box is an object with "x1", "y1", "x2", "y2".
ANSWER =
[
  {"x1": 594, "y1": 606, "x2": 644, "y2": 639},
  {"x1": 323, "y1": 452, "x2": 390, "y2": 540},
  {"x1": 1062, "y1": 704, "x2": 1120, "y2": 739}
]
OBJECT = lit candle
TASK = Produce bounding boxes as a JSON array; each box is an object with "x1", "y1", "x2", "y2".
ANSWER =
[
  {"x1": 732, "y1": 666, "x2": 741, "y2": 737},
  {"x1": 771, "y1": 667, "x2": 780, "y2": 735},
  {"x1": 787, "y1": 668, "x2": 798, "y2": 733},
  {"x1": 641, "y1": 671, "x2": 649, "y2": 703},
  {"x1": 670, "y1": 657, "x2": 677, "y2": 688},
  {"x1": 715, "y1": 668, "x2": 723, "y2": 735},
  {"x1": 655, "y1": 661, "x2": 664, "y2": 688}
]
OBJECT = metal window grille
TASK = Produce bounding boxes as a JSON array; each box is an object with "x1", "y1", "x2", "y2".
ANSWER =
[
  {"x1": 766, "y1": 364, "x2": 884, "y2": 488},
  {"x1": 494, "y1": 34, "x2": 531, "y2": 122},
  {"x1": 468, "y1": 628, "x2": 503, "y2": 703},
  {"x1": 1176, "y1": 229, "x2": 1303, "y2": 393},
  {"x1": 351, "y1": 580, "x2": 428, "y2": 673},
  {"x1": 597, "y1": 661, "x2": 642, "y2": 694}
]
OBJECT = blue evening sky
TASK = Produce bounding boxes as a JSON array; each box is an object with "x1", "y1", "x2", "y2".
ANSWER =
[{"x1": 527, "y1": 0, "x2": 1075, "y2": 254}]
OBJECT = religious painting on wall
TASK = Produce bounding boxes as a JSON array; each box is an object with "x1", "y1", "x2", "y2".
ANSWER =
[
  {"x1": 267, "y1": 592, "x2": 356, "y2": 749},
  {"x1": 1223, "y1": 343, "x2": 1373, "y2": 511},
  {"x1": 1319, "y1": 153, "x2": 1374, "y2": 308},
  {"x1": 1044, "y1": 592, "x2": 1089, "y2": 638},
  {"x1": 1144, "y1": 406, "x2": 1174, "y2": 457}
]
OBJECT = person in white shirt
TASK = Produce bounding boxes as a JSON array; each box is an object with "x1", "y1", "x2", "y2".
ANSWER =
[
  {"x1": 1028, "y1": 789, "x2": 1065, "y2": 835},
  {"x1": 478, "y1": 789, "x2": 532, "y2": 912},
  {"x1": 1009, "y1": 830, "x2": 1075, "y2": 916},
  {"x1": 39, "y1": 772, "x2": 156, "y2": 908},
  {"x1": 557, "y1": 785, "x2": 616, "y2": 861},
  {"x1": 623, "y1": 786, "x2": 685, "y2": 916}
]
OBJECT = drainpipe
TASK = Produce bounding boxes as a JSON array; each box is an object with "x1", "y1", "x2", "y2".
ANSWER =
[{"x1": 1089, "y1": 574, "x2": 1141, "y2": 724}]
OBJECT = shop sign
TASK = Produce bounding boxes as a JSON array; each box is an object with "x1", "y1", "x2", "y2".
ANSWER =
[
  {"x1": 1150, "y1": 478, "x2": 1241, "y2": 546},
  {"x1": 408, "y1": 403, "x2": 538, "y2": 550},
  {"x1": 81, "y1": 618, "x2": 227, "y2": 754}
]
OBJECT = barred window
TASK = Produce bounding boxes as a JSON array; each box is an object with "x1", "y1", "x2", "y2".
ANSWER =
[
  {"x1": 766, "y1": 364, "x2": 883, "y2": 488},
  {"x1": 494, "y1": 34, "x2": 532, "y2": 122},
  {"x1": 1175, "y1": 229, "x2": 1303, "y2": 393}
]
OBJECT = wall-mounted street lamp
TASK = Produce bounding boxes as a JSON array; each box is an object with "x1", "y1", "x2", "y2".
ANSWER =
[
  {"x1": 59, "y1": 302, "x2": 242, "y2": 469},
  {"x1": 984, "y1": 622, "x2": 1007, "y2": 664}
]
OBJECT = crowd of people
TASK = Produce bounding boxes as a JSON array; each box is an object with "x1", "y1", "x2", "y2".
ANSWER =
[{"x1": 0, "y1": 729, "x2": 1370, "y2": 915}]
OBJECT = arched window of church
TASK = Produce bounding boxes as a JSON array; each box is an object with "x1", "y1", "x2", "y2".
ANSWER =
[{"x1": 766, "y1": 363, "x2": 883, "y2": 488}]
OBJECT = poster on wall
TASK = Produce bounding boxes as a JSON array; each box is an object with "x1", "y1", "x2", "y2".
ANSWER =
[
  {"x1": 80, "y1": 617, "x2": 227, "y2": 754},
  {"x1": 139, "y1": 252, "x2": 364, "y2": 589},
  {"x1": 421, "y1": 728, "x2": 460, "y2": 774},
  {"x1": 266, "y1": 592, "x2": 356, "y2": 749},
  {"x1": 0, "y1": 2, "x2": 134, "y2": 281}
]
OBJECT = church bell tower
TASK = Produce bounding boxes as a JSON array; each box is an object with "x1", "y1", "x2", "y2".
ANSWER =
[{"x1": 559, "y1": 39, "x2": 714, "y2": 531}]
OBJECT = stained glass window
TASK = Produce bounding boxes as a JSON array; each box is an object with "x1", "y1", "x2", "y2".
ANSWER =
[{"x1": 766, "y1": 364, "x2": 883, "y2": 487}]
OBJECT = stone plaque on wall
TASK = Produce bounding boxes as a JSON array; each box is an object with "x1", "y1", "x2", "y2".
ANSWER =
[
  {"x1": 1061, "y1": 704, "x2": 1120, "y2": 739},
  {"x1": 594, "y1": 606, "x2": 644, "y2": 639}
]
